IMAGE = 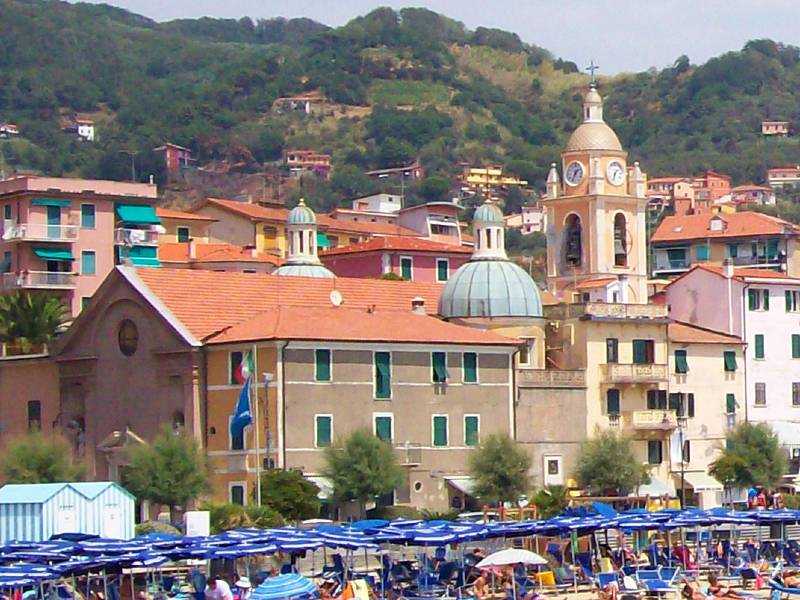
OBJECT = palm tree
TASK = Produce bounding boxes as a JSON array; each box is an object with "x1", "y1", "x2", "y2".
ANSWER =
[{"x1": 0, "y1": 292, "x2": 68, "y2": 350}]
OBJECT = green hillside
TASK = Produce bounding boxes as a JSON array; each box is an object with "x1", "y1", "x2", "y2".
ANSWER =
[{"x1": 2, "y1": 1, "x2": 800, "y2": 212}]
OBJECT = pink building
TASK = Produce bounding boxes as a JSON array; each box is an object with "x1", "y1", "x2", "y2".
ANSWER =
[
  {"x1": 321, "y1": 236, "x2": 471, "y2": 283},
  {"x1": 0, "y1": 175, "x2": 158, "y2": 316}
]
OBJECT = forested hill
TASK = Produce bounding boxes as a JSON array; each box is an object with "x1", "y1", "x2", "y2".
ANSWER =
[{"x1": 2, "y1": 0, "x2": 800, "y2": 211}]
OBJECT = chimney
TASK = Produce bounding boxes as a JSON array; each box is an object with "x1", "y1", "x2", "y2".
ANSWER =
[
  {"x1": 722, "y1": 258, "x2": 734, "y2": 279},
  {"x1": 188, "y1": 238, "x2": 196, "y2": 259},
  {"x1": 245, "y1": 244, "x2": 258, "y2": 258},
  {"x1": 411, "y1": 296, "x2": 426, "y2": 315}
]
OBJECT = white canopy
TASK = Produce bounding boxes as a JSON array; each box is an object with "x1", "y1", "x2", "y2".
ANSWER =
[
  {"x1": 476, "y1": 548, "x2": 547, "y2": 568},
  {"x1": 682, "y1": 471, "x2": 723, "y2": 492}
]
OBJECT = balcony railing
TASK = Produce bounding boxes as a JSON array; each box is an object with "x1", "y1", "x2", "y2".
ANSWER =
[
  {"x1": 1, "y1": 223, "x2": 79, "y2": 242},
  {"x1": 547, "y1": 302, "x2": 668, "y2": 321},
  {"x1": 114, "y1": 228, "x2": 159, "y2": 246},
  {"x1": 730, "y1": 256, "x2": 781, "y2": 267},
  {"x1": 2, "y1": 271, "x2": 77, "y2": 289},
  {"x1": 517, "y1": 368, "x2": 586, "y2": 388},
  {"x1": 632, "y1": 409, "x2": 678, "y2": 430},
  {"x1": 395, "y1": 442, "x2": 422, "y2": 466},
  {"x1": 600, "y1": 363, "x2": 669, "y2": 383},
  {"x1": 608, "y1": 414, "x2": 621, "y2": 429}
]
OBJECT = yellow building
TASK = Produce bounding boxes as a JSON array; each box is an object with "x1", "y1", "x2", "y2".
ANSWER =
[
  {"x1": 155, "y1": 207, "x2": 214, "y2": 243},
  {"x1": 461, "y1": 166, "x2": 528, "y2": 202}
]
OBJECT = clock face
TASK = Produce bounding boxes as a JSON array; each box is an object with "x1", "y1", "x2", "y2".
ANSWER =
[
  {"x1": 564, "y1": 161, "x2": 585, "y2": 186},
  {"x1": 607, "y1": 160, "x2": 626, "y2": 186}
]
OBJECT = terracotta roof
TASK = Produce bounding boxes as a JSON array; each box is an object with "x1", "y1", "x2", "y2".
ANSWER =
[
  {"x1": 730, "y1": 185, "x2": 772, "y2": 193},
  {"x1": 648, "y1": 177, "x2": 686, "y2": 185},
  {"x1": 192, "y1": 198, "x2": 289, "y2": 222},
  {"x1": 131, "y1": 267, "x2": 445, "y2": 340},
  {"x1": 159, "y1": 243, "x2": 281, "y2": 265},
  {"x1": 156, "y1": 207, "x2": 215, "y2": 222},
  {"x1": 663, "y1": 264, "x2": 800, "y2": 292},
  {"x1": 321, "y1": 236, "x2": 472, "y2": 257},
  {"x1": 651, "y1": 211, "x2": 799, "y2": 242},
  {"x1": 574, "y1": 277, "x2": 616, "y2": 290},
  {"x1": 317, "y1": 214, "x2": 418, "y2": 237},
  {"x1": 669, "y1": 321, "x2": 743, "y2": 345},
  {"x1": 206, "y1": 305, "x2": 518, "y2": 346}
]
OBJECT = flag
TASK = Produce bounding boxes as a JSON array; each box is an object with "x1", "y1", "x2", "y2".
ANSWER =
[
  {"x1": 230, "y1": 377, "x2": 252, "y2": 440},
  {"x1": 234, "y1": 350, "x2": 254, "y2": 385}
]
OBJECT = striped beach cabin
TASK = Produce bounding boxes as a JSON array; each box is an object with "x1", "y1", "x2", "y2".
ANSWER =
[{"x1": 0, "y1": 482, "x2": 135, "y2": 542}]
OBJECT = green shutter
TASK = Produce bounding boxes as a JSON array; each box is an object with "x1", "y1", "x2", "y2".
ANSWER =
[
  {"x1": 648, "y1": 440, "x2": 662, "y2": 465},
  {"x1": 726, "y1": 393, "x2": 736, "y2": 414},
  {"x1": 464, "y1": 416, "x2": 479, "y2": 446},
  {"x1": 375, "y1": 416, "x2": 392, "y2": 442},
  {"x1": 764, "y1": 290, "x2": 770, "y2": 310},
  {"x1": 432, "y1": 352, "x2": 448, "y2": 383},
  {"x1": 793, "y1": 335, "x2": 800, "y2": 359},
  {"x1": 433, "y1": 416, "x2": 448, "y2": 446},
  {"x1": 768, "y1": 239, "x2": 779, "y2": 259},
  {"x1": 696, "y1": 245, "x2": 709, "y2": 261},
  {"x1": 647, "y1": 390, "x2": 657, "y2": 410},
  {"x1": 400, "y1": 258, "x2": 412, "y2": 280},
  {"x1": 633, "y1": 340, "x2": 647, "y2": 364},
  {"x1": 788, "y1": 291, "x2": 794, "y2": 312},
  {"x1": 755, "y1": 334, "x2": 765, "y2": 359},
  {"x1": 674, "y1": 350, "x2": 688, "y2": 374},
  {"x1": 115, "y1": 204, "x2": 160, "y2": 224},
  {"x1": 728, "y1": 244, "x2": 738, "y2": 258},
  {"x1": 33, "y1": 248, "x2": 75, "y2": 261},
  {"x1": 688, "y1": 393, "x2": 695, "y2": 418},
  {"x1": 463, "y1": 352, "x2": 478, "y2": 383},
  {"x1": 724, "y1": 351, "x2": 737, "y2": 372},
  {"x1": 606, "y1": 389, "x2": 621, "y2": 415},
  {"x1": 316, "y1": 416, "x2": 331, "y2": 447},
  {"x1": 748, "y1": 289, "x2": 758, "y2": 311},
  {"x1": 606, "y1": 338, "x2": 618, "y2": 363},
  {"x1": 437, "y1": 260, "x2": 448, "y2": 282},
  {"x1": 315, "y1": 349, "x2": 331, "y2": 381},
  {"x1": 657, "y1": 390, "x2": 667, "y2": 409},
  {"x1": 375, "y1": 352, "x2": 391, "y2": 399},
  {"x1": 669, "y1": 393, "x2": 681, "y2": 412}
]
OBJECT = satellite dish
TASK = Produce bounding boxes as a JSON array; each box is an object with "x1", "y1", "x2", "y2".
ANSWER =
[{"x1": 330, "y1": 290, "x2": 343, "y2": 307}]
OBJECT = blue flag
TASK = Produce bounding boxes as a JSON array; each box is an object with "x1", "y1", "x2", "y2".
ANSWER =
[{"x1": 230, "y1": 376, "x2": 252, "y2": 440}]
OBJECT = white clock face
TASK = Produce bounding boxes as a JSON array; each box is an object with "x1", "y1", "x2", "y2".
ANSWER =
[
  {"x1": 564, "y1": 161, "x2": 585, "y2": 186},
  {"x1": 606, "y1": 161, "x2": 626, "y2": 186}
]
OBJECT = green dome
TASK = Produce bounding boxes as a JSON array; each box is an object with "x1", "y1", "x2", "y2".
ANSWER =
[
  {"x1": 287, "y1": 199, "x2": 316, "y2": 225},
  {"x1": 473, "y1": 201, "x2": 504, "y2": 224}
]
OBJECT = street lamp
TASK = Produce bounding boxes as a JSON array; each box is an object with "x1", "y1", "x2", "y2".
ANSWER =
[{"x1": 262, "y1": 372, "x2": 274, "y2": 467}]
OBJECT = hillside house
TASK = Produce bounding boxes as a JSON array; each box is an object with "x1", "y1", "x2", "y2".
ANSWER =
[{"x1": 762, "y1": 121, "x2": 789, "y2": 136}]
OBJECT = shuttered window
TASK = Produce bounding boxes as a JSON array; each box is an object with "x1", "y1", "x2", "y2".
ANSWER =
[
  {"x1": 793, "y1": 335, "x2": 800, "y2": 359},
  {"x1": 436, "y1": 259, "x2": 449, "y2": 282},
  {"x1": 315, "y1": 349, "x2": 331, "y2": 381},
  {"x1": 723, "y1": 351, "x2": 737, "y2": 372},
  {"x1": 633, "y1": 339, "x2": 654, "y2": 364},
  {"x1": 315, "y1": 415, "x2": 332, "y2": 447},
  {"x1": 674, "y1": 350, "x2": 688, "y2": 374},
  {"x1": 696, "y1": 245, "x2": 710, "y2": 261},
  {"x1": 375, "y1": 415, "x2": 392, "y2": 442},
  {"x1": 647, "y1": 389, "x2": 667, "y2": 410},
  {"x1": 374, "y1": 352, "x2": 391, "y2": 399},
  {"x1": 606, "y1": 338, "x2": 619, "y2": 363},
  {"x1": 648, "y1": 440, "x2": 662, "y2": 465},
  {"x1": 230, "y1": 485, "x2": 245, "y2": 506},
  {"x1": 606, "y1": 389, "x2": 621, "y2": 415},
  {"x1": 400, "y1": 257, "x2": 412, "y2": 280},
  {"x1": 463, "y1": 352, "x2": 478, "y2": 383},
  {"x1": 432, "y1": 352, "x2": 448, "y2": 383},
  {"x1": 464, "y1": 416, "x2": 479, "y2": 447},
  {"x1": 432, "y1": 416, "x2": 448, "y2": 447},
  {"x1": 687, "y1": 393, "x2": 695, "y2": 418},
  {"x1": 755, "y1": 334, "x2": 765, "y2": 359},
  {"x1": 726, "y1": 393, "x2": 737, "y2": 414}
]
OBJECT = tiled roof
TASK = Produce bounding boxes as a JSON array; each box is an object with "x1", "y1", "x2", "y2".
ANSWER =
[
  {"x1": 317, "y1": 214, "x2": 418, "y2": 237},
  {"x1": 192, "y1": 198, "x2": 289, "y2": 221},
  {"x1": 158, "y1": 243, "x2": 281, "y2": 265},
  {"x1": 668, "y1": 321, "x2": 743, "y2": 345},
  {"x1": 651, "y1": 211, "x2": 799, "y2": 242},
  {"x1": 131, "y1": 267, "x2": 445, "y2": 340},
  {"x1": 156, "y1": 207, "x2": 215, "y2": 222},
  {"x1": 731, "y1": 185, "x2": 772, "y2": 193},
  {"x1": 662, "y1": 264, "x2": 800, "y2": 291},
  {"x1": 574, "y1": 277, "x2": 616, "y2": 290},
  {"x1": 320, "y1": 236, "x2": 472, "y2": 257},
  {"x1": 206, "y1": 305, "x2": 518, "y2": 346},
  {"x1": 648, "y1": 177, "x2": 686, "y2": 185}
]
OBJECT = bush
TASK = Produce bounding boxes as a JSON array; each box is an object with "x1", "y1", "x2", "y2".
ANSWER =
[{"x1": 135, "y1": 521, "x2": 181, "y2": 536}]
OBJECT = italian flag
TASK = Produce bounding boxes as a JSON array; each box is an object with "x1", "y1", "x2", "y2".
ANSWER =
[{"x1": 234, "y1": 350, "x2": 254, "y2": 385}]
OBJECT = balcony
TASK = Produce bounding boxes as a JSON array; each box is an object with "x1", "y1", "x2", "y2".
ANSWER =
[
  {"x1": 631, "y1": 409, "x2": 678, "y2": 431},
  {"x1": 114, "y1": 228, "x2": 159, "y2": 246},
  {"x1": 730, "y1": 256, "x2": 782, "y2": 268},
  {"x1": 395, "y1": 442, "x2": 422, "y2": 466},
  {"x1": 517, "y1": 368, "x2": 586, "y2": 388},
  {"x1": 1, "y1": 223, "x2": 79, "y2": 242},
  {"x1": 2, "y1": 271, "x2": 76, "y2": 290},
  {"x1": 600, "y1": 363, "x2": 668, "y2": 384},
  {"x1": 546, "y1": 302, "x2": 668, "y2": 321}
]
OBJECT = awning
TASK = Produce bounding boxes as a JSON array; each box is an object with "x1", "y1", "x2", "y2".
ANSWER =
[
  {"x1": 445, "y1": 476, "x2": 476, "y2": 496},
  {"x1": 630, "y1": 477, "x2": 674, "y2": 497},
  {"x1": 305, "y1": 476, "x2": 333, "y2": 500},
  {"x1": 681, "y1": 471, "x2": 723, "y2": 492},
  {"x1": 33, "y1": 248, "x2": 74, "y2": 261},
  {"x1": 32, "y1": 198, "x2": 71, "y2": 207},
  {"x1": 127, "y1": 245, "x2": 160, "y2": 267},
  {"x1": 115, "y1": 204, "x2": 160, "y2": 225},
  {"x1": 765, "y1": 421, "x2": 800, "y2": 446},
  {"x1": 130, "y1": 257, "x2": 161, "y2": 267},
  {"x1": 316, "y1": 231, "x2": 330, "y2": 249}
]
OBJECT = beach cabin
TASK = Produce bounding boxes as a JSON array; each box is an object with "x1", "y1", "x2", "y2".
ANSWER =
[{"x1": 0, "y1": 482, "x2": 134, "y2": 542}]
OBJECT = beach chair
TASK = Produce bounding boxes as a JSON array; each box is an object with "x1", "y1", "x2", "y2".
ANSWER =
[
  {"x1": 576, "y1": 552, "x2": 595, "y2": 579},
  {"x1": 784, "y1": 547, "x2": 800, "y2": 568},
  {"x1": 546, "y1": 542, "x2": 563, "y2": 566},
  {"x1": 636, "y1": 569, "x2": 676, "y2": 594}
]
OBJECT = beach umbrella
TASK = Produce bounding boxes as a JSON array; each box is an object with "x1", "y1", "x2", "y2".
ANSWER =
[
  {"x1": 476, "y1": 548, "x2": 547, "y2": 568},
  {"x1": 251, "y1": 573, "x2": 318, "y2": 600}
]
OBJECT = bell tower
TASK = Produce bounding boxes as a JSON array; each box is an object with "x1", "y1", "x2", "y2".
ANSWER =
[{"x1": 543, "y1": 79, "x2": 648, "y2": 304}]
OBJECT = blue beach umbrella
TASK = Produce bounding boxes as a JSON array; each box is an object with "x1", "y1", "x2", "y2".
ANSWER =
[{"x1": 251, "y1": 573, "x2": 318, "y2": 600}]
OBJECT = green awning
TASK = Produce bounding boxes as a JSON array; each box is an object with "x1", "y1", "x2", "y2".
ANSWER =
[
  {"x1": 316, "y1": 231, "x2": 330, "y2": 249},
  {"x1": 33, "y1": 248, "x2": 75, "y2": 261},
  {"x1": 126, "y1": 245, "x2": 160, "y2": 267},
  {"x1": 115, "y1": 204, "x2": 160, "y2": 224},
  {"x1": 32, "y1": 198, "x2": 71, "y2": 207},
  {"x1": 130, "y1": 257, "x2": 161, "y2": 267}
]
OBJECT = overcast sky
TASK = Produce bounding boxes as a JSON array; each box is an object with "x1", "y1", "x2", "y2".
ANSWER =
[{"x1": 76, "y1": 0, "x2": 800, "y2": 73}]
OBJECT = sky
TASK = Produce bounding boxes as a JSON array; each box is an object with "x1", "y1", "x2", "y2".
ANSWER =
[{"x1": 75, "y1": 0, "x2": 800, "y2": 73}]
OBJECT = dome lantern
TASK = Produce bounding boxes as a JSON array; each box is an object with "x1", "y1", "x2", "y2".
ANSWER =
[
  {"x1": 472, "y1": 200, "x2": 507, "y2": 260},
  {"x1": 274, "y1": 198, "x2": 334, "y2": 278}
]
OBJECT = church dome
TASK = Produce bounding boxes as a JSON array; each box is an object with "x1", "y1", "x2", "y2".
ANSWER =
[
  {"x1": 274, "y1": 264, "x2": 334, "y2": 278},
  {"x1": 565, "y1": 121, "x2": 623, "y2": 152},
  {"x1": 473, "y1": 200, "x2": 504, "y2": 224},
  {"x1": 438, "y1": 260, "x2": 543, "y2": 319},
  {"x1": 287, "y1": 199, "x2": 316, "y2": 225}
]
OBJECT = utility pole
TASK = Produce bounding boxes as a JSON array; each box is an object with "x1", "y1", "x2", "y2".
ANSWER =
[{"x1": 118, "y1": 150, "x2": 138, "y2": 182}]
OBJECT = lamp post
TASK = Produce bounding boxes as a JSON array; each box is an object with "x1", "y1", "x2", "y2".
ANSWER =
[{"x1": 262, "y1": 372, "x2": 274, "y2": 469}]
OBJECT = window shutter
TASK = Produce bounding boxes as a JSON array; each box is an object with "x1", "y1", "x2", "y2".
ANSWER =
[
  {"x1": 315, "y1": 349, "x2": 331, "y2": 381},
  {"x1": 675, "y1": 350, "x2": 688, "y2": 374},
  {"x1": 724, "y1": 351, "x2": 737, "y2": 372},
  {"x1": 375, "y1": 352, "x2": 391, "y2": 398},
  {"x1": 606, "y1": 338, "x2": 618, "y2": 363},
  {"x1": 764, "y1": 290, "x2": 770, "y2": 310},
  {"x1": 463, "y1": 352, "x2": 478, "y2": 383},
  {"x1": 658, "y1": 390, "x2": 667, "y2": 410},
  {"x1": 375, "y1": 416, "x2": 392, "y2": 442},
  {"x1": 788, "y1": 290, "x2": 793, "y2": 312},
  {"x1": 755, "y1": 335, "x2": 764, "y2": 359},
  {"x1": 606, "y1": 389, "x2": 621, "y2": 415},
  {"x1": 648, "y1": 441, "x2": 662, "y2": 465},
  {"x1": 433, "y1": 416, "x2": 448, "y2": 446},
  {"x1": 316, "y1": 416, "x2": 331, "y2": 447},
  {"x1": 464, "y1": 416, "x2": 479, "y2": 446},
  {"x1": 647, "y1": 390, "x2": 657, "y2": 410},
  {"x1": 669, "y1": 393, "x2": 681, "y2": 412},
  {"x1": 748, "y1": 289, "x2": 757, "y2": 311},
  {"x1": 688, "y1": 393, "x2": 695, "y2": 418},
  {"x1": 432, "y1": 352, "x2": 448, "y2": 383},
  {"x1": 793, "y1": 335, "x2": 800, "y2": 359},
  {"x1": 726, "y1": 393, "x2": 736, "y2": 414},
  {"x1": 437, "y1": 260, "x2": 448, "y2": 281},
  {"x1": 633, "y1": 340, "x2": 646, "y2": 364}
]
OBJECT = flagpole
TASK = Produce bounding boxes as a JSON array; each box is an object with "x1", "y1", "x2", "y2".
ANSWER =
[{"x1": 252, "y1": 343, "x2": 262, "y2": 506}]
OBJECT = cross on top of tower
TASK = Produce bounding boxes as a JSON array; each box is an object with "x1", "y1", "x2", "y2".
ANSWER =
[{"x1": 585, "y1": 59, "x2": 599, "y2": 85}]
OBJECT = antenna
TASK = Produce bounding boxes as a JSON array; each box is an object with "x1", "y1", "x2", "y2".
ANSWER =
[{"x1": 329, "y1": 290, "x2": 343, "y2": 307}]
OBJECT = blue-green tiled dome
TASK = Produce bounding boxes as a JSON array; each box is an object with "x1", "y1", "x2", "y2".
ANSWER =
[
  {"x1": 287, "y1": 199, "x2": 316, "y2": 225},
  {"x1": 473, "y1": 200, "x2": 504, "y2": 224},
  {"x1": 274, "y1": 264, "x2": 334, "y2": 278},
  {"x1": 438, "y1": 260, "x2": 543, "y2": 319}
]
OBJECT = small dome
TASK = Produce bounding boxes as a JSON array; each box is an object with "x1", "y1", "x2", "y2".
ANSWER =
[
  {"x1": 565, "y1": 121, "x2": 623, "y2": 152},
  {"x1": 274, "y1": 264, "x2": 334, "y2": 278},
  {"x1": 473, "y1": 200, "x2": 504, "y2": 224},
  {"x1": 438, "y1": 260, "x2": 543, "y2": 319},
  {"x1": 585, "y1": 86, "x2": 602, "y2": 105},
  {"x1": 287, "y1": 199, "x2": 316, "y2": 225}
]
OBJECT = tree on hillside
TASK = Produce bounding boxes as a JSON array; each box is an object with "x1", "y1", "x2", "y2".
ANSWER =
[
  {"x1": 709, "y1": 422, "x2": 786, "y2": 490},
  {"x1": 125, "y1": 426, "x2": 211, "y2": 521},
  {"x1": 468, "y1": 433, "x2": 531, "y2": 505},
  {"x1": 574, "y1": 429, "x2": 650, "y2": 495},
  {"x1": 259, "y1": 469, "x2": 321, "y2": 522},
  {"x1": 1, "y1": 433, "x2": 85, "y2": 483},
  {"x1": 322, "y1": 429, "x2": 404, "y2": 517},
  {"x1": 0, "y1": 292, "x2": 68, "y2": 348}
]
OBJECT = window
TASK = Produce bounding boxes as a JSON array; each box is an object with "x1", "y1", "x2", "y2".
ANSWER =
[
  {"x1": 647, "y1": 440, "x2": 662, "y2": 465},
  {"x1": 564, "y1": 214, "x2": 582, "y2": 266},
  {"x1": 315, "y1": 349, "x2": 331, "y2": 382},
  {"x1": 463, "y1": 352, "x2": 478, "y2": 383},
  {"x1": 81, "y1": 251, "x2": 96, "y2": 275},
  {"x1": 606, "y1": 338, "x2": 619, "y2": 363},
  {"x1": 787, "y1": 291, "x2": 800, "y2": 312},
  {"x1": 177, "y1": 226, "x2": 190, "y2": 243},
  {"x1": 1, "y1": 251, "x2": 10, "y2": 273},
  {"x1": 723, "y1": 351, "x2": 737, "y2": 372},
  {"x1": 400, "y1": 257, "x2": 413, "y2": 280},
  {"x1": 647, "y1": 389, "x2": 667, "y2": 409},
  {"x1": 518, "y1": 339, "x2": 534, "y2": 366},
  {"x1": 606, "y1": 389, "x2": 621, "y2": 415},
  {"x1": 674, "y1": 349, "x2": 688, "y2": 374},
  {"x1": 793, "y1": 335, "x2": 800, "y2": 359},
  {"x1": 436, "y1": 259, "x2": 449, "y2": 282},
  {"x1": 671, "y1": 393, "x2": 695, "y2": 418},
  {"x1": 794, "y1": 383, "x2": 800, "y2": 407},
  {"x1": 229, "y1": 351, "x2": 243, "y2": 384},
  {"x1": 613, "y1": 213, "x2": 627, "y2": 267},
  {"x1": 682, "y1": 440, "x2": 691, "y2": 463},
  {"x1": 754, "y1": 334, "x2": 765, "y2": 359},
  {"x1": 727, "y1": 244, "x2": 738, "y2": 258},
  {"x1": 230, "y1": 485, "x2": 245, "y2": 506},
  {"x1": 80, "y1": 204, "x2": 95, "y2": 229},
  {"x1": 315, "y1": 415, "x2": 332, "y2": 447},
  {"x1": 2, "y1": 205, "x2": 10, "y2": 220},
  {"x1": 230, "y1": 417, "x2": 244, "y2": 450},
  {"x1": 632, "y1": 339, "x2": 655, "y2": 364},
  {"x1": 81, "y1": 297, "x2": 91, "y2": 310},
  {"x1": 696, "y1": 245, "x2": 710, "y2": 261},
  {"x1": 27, "y1": 400, "x2": 41, "y2": 432},
  {"x1": 374, "y1": 414, "x2": 393, "y2": 442},
  {"x1": 748, "y1": 289, "x2": 769, "y2": 311},
  {"x1": 374, "y1": 352, "x2": 391, "y2": 399},
  {"x1": 464, "y1": 415, "x2": 479, "y2": 447},
  {"x1": 726, "y1": 394, "x2": 737, "y2": 414},
  {"x1": 118, "y1": 320, "x2": 138, "y2": 356},
  {"x1": 755, "y1": 382, "x2": 766, "y2": 406},
  {"x1": 432, "y1": 415, "x2": 448, "y2": 447},
  {"x1": 432, "y1": 352, "x2": 448, "y2": 383}
]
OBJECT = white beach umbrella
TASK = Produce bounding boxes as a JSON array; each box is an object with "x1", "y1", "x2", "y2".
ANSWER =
[{"x1": 476, "y1": 548, "x2": 547, "y2": 568}]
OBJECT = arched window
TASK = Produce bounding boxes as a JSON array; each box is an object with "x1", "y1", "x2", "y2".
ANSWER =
[
  {"x1": 564, "y1": 214, "x2": 582, "y2": 267},
  {"x1": 614, "y1": 213, "x2": 628, "y2": 267},
  {"x1": 298, "y1": 231, "x2": 305, "y2": 253}
]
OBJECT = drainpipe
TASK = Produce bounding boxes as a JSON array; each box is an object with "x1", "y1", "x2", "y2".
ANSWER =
[
  {"x1": 276, "y1": 341, "x2": 287, "y2": 469},
  {"x1": 741, "y1": 283, "x2": 749, "y2": 425},
  {"x1": 723, "y1": 259, "x2": 734, "y2": 335}
]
